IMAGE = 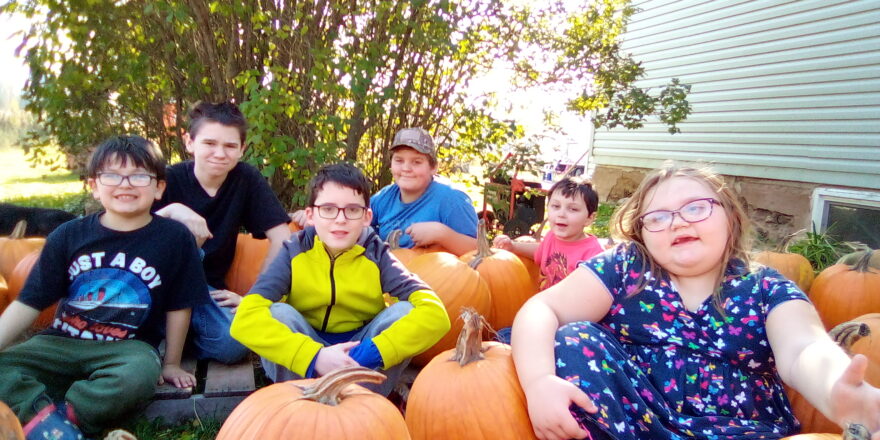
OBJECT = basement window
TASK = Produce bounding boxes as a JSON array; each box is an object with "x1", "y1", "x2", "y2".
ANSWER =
[{"x1": 811, "y1": 188, "x2": 880, "y2": 249}]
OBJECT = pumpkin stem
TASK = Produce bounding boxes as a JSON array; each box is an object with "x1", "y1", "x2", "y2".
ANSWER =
[
  {"x1": 297, "y1": 366, "x2": 386, "y2": 406},
  {"x1": 449, "y1": 307, "x2": 488, "y2": 366},
  {"x1": 829, "y1": 320, "x2": 871, "y2": 354},
  {"x1": 388, "y1": 229, "x2": 403, "y2": 250},
  {"x1": 468, "y1": 220, "x2": 494, "y2": 269},
  {"x1": 851, "y1": 250, "x2": 875, "y2": 273},
  {"x1": 10, "y1": 220, "x2": 27, "y2": 239}
]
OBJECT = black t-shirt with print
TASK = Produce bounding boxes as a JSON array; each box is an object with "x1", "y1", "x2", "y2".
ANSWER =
[
  {"x1": 153, "y1": 161, "x2": 289, "y2": 289},
  {"x1": 18, "y1": 213, "x2": 210, "y2": 348}
]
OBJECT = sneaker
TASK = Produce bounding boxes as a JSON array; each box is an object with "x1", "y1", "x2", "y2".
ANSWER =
[
  {"x1": 495, "y1": 327, "x2": 512, "y2": 344},
  {"x1": 22, "y1": 402, "x2": 86, "y2": 440}
]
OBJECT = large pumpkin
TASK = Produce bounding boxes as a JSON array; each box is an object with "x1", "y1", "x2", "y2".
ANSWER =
[
  {"x1": 788, "y1": 315, "x2": 880, "y2": 436},
  {"x1": 459, "y1": 221, "x2": 535, "y2": 329},
  {"x1": 754, "y1": 250, "x2": 815, "y2": 293},
  {"x1": 809, "y1": 251, "x2": 880, "y2": 329},
  {"x1": 407, "y1": 252, "x2": 491, "y2": 366},
  {"x1": 406, "y1": 308, "x2": 537, "y2": 439},
  {"x1": 0, "y1": 274, "x2": 9, "y2": 315},
  {"x1": 388, "y1": 230, "x2": 420, "y2": 267},
  {"x1": 7, "y1": 251, "x2": 57, "y2": 328},
  {"x1": 217, "y1": 367, "x2": 410, "y2": 440},
  {"x1": 0, "y1": 399, "x2": 24, "y2": 440},
  {"x1": 224, "y1": 233, "x2": 271, "y2": 295},
  {"x1": 513, "y1": 236, "x2": 542, "y2": 290},
  {"x1": 0, "y1": 221, "x2": 45, "y2": 280}
]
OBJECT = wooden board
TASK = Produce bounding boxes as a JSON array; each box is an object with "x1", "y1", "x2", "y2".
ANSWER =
[
  {"x1": 152, "y1": 357, "x2": 197, "y2": 400},
  {"x1": 204, "y1": 359, "x2": 256, "y2": 398}
]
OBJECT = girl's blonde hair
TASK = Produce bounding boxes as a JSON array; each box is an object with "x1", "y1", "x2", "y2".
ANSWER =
[{"x1": 610, "y1": 162, "x2": 752, "y2": 305}]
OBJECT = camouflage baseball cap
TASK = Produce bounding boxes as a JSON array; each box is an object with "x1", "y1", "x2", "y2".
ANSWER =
[{"x1": 391, "y1": 127, "x2": 435, "y2": 159}]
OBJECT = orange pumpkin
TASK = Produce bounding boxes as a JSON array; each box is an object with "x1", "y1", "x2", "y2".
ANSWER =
[
  {"x1": 754, "y1": 250, "x2": 815, "y2": 293},
  {"x1": 407, "y1": 252, "x2": 491, "y2": 366},
  {"x1": 217, "y1": 367, "x2": 410, "y2": 440},
  {"x1": 0, "y1": 221, "x2": 45, "y2": 280},
  {"x1": 810, "y1": 251, "x2": 880, "y2": 329},
  {"x1": 223, "y1": 233, "x2": 271, "y2": 295},
  {"x1": 513, "y1": 236, "x2": 542, "y2": 290},
  {"x1": 459, "y1": 221, "x2": 535, "y2": 329},
  {"x1": 0, "y1": 274, "x2": 9, "y2": 315},
  {"x1": 288, "y1": 221, "x2": 302, "y2": 233},
  {"x1": 7, "y1": 251, "x2": 57, "y2": 328},
  {"x1": 406, "y1": 308, "x2": 537, "y2": 439},
  {"x1": 0, "y1": 400, "x2": 24, "y2": 440}
]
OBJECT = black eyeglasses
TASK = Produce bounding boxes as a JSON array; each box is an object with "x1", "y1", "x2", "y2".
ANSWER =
[
  {"x1": 97, "y1": 173, "x2": 156, "y2": 187},
  {"x1": 313, "y1": 204, "x2": 367, "y2": 220},
  {"x1": 639, "y1": 198, "x2": 720, "y2": 232}
]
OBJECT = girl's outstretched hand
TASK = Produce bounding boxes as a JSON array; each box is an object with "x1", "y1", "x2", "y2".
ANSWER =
[
  {"x1": 525, "y1": 374, "x2": 597, "y2": 440},
  {"x1": 830, "y1": 354, "x2": 880, "y2": 439}
]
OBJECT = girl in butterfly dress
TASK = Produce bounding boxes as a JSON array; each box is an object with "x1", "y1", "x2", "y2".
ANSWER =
[{"x1": 511, "y1": 163, "x2": 880, "y2": 440}]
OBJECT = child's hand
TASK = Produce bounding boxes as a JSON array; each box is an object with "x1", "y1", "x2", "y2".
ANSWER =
[
  {"x1": 289, "y1": 210, "x2": 312, "y2": 228},
  {"x1": 829, "y1": 355, "x2": 880, "y2": 438},
  {"x1": 210, "y1": 289, "x2": 242, "y2": 312},
  {"x1": 524, "y1": 374, "x2": 596, "y2": 440},
  {"x1": 493, "y1": 234, "x2": 513, "y2": 251},
  {"x1": 159, "y1": 364, "x2": 196, "y2": 389},
  {"x1": 405, "y1": 222, "x2": 448, "y2": 247},
  {"x1": 314, "y1": 341, "x2": 360, "y2": 376}
]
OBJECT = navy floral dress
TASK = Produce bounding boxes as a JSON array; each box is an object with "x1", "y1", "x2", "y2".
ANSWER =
[{"x1": 556, "y1": 244, "x2": 808, "y2": 439}]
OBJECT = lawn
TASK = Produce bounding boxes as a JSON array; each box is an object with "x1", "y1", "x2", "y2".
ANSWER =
[{"x1": 0, "y1": 146, "x2": 87, "y2": 212}]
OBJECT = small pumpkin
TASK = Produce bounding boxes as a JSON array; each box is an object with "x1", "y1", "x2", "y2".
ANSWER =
[
  {"x1": 0, "y1": 221, "x2": 45, "y2": 280},
  {"x1": 405, "y1": 308, "x2": 537, "y2": 439},
  {"x1": 224, "y1": 233, "x2": 270, "y2": 295},
  {"x1": 0, "y1": 399, "x2": 24, "y2": 440},
  {"x1": 407, "y1": 252, "x2": 492, "y2": 366},
  {"x1": 7, "y1": 250, "x2": 57, "y2": 328},
  {"x1": 0, "y1": 274, "x2": 9, "y2": 315},
  {"x1": 459, "y1": 220, "x2": 535, "y2": 329},
  {"x1": 810, "y1": 251, "x2": 880, "y2": 329},
  {"x1": 217, "y1": 367, "x2": 410, "y2": 440},
  {"x1": 754, "y1": 250, "x2": 815, "y2": 293}
]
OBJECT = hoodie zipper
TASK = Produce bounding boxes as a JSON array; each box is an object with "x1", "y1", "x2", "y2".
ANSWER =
[{"x1": 320, "y1": 254, "x2": 338, "y2": 332}]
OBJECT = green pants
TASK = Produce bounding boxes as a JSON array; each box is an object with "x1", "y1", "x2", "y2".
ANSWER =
[{"x1": 0, "y1": 335, "x2": 161, "y2": 434}]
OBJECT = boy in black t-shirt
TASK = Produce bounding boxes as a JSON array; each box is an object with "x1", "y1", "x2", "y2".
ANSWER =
[
  {"x1": 0, "y1": 136, "x2": 208, "y2": 438},
  {"x1": 154, "y1": 101, "x2": 290, "y2": 364}
]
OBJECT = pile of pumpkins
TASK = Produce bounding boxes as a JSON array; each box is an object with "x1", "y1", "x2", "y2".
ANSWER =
[
  {"x1": 0, "y1": 221, "x2": 56, "y2": 327},
  {"x1": 754, "y1": 248, "x2": 880, "y2": 437}
]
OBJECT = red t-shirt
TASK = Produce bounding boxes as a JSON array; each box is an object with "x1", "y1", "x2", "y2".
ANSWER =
[{"x1": 534, "y1": 230, "x2": 603, "y2": 289}]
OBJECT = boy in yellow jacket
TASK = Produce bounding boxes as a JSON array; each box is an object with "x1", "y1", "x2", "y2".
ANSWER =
[{"x1": 231, "y1": 163, "x2": 450, "y2": 395}]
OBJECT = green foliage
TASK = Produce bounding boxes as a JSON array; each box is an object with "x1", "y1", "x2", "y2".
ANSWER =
[
  {"x1": 120, "y1": 417, "x2": 221, "y2": 440},
  {"x1": 6, "y1": 0, "x2": 690, "y2": 208},
  {"x1": 586, "y1": 203, "x2": 615, "y2": 239},
  {"x1": 788, "y1": 228, "x2": 854, "y2": 273}
]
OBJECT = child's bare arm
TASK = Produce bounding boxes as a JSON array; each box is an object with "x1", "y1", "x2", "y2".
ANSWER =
[
  {"x1": 154, "y1": 203, "x2": 212, "y2": 246},
  {"x1": 161, "y1": 308, "x2": 196, "y2": 388},
  {"x1": 0, "y1": 301, "x2": 40, "y2": 351},
  {"x1": 494, "y1": 234, "x2": 540, "y2": 259}
]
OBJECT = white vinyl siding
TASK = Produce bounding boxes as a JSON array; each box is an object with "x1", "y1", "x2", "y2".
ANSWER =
[{"x1": 592, "y1": 0, "x2": 880, "y2": 189}]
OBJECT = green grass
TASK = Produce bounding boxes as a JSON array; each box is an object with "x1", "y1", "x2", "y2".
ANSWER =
[
  {"x1": 0, "y1": 146, "x2": 87, "y2": 212},
  {"x1": 119, "y1": 417, "x2": 221, "y2": 440}
]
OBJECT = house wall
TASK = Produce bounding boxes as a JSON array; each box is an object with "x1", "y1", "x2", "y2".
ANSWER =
[{"x1": 590, "y1": 0, "x2": 880, "y2": 244}]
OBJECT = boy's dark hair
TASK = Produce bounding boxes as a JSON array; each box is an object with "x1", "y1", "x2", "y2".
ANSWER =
[
  {"x1": 307, "y1": 163, "x2": 372, "y2": 206},
  {"x1": 188, "y1": 101, "x2": 247, "y2": 145},
  {"x1": 548, "y1": 177, "x2": 599, "y2": 214},
  {"x1": 87, "y1": 135, "x2": 166, "y2": 181}
]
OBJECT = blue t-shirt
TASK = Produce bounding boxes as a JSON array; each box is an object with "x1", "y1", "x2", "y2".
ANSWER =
[{"x1": 370, "y1": 179, "x2": 478, "y2": 248}]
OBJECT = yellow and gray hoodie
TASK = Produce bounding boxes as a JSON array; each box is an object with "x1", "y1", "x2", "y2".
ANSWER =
[{"x1": 230, "y1": 226, "x2": 450, "y2": 376}]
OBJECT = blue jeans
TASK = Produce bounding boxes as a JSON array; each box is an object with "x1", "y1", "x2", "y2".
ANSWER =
[
  {"x1": 262, "y1": 301, "x2": 413, "y2": 396},
  {"x1": 189, "y1": 287, "x2": 250, "y2": 364}
]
